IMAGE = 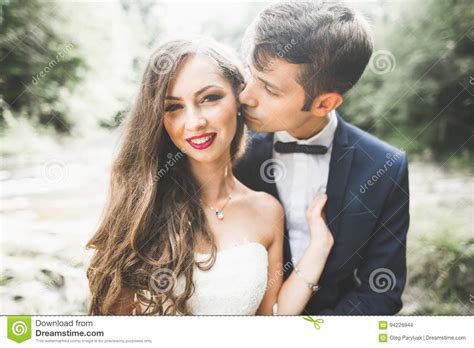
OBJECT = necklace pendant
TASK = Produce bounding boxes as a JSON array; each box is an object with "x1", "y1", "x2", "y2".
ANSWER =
[{"x1": 215, "y1": 211, "x2": 224, "y2": 220}]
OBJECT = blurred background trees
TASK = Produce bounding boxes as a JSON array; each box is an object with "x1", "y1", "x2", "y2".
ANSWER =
[
  {"x1": 0, "y1": 0, "x2": 164, "y2": 153},
  {"x1": 341, "y1": 0, "x2": 473, "y2": 163},
  {"x1": 1, "y1": 0, "x2": 471, "y2": 161},
  {"x1": 1, "y1": 0, "x2": 85, "y2": 139}
]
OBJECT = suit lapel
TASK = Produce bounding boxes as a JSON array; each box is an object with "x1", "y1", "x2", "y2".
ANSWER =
[{"x1": 325, "y1": 113, "x2": 355, "y2": 242}]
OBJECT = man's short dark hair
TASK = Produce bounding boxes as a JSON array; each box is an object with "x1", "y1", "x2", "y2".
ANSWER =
[{"x1": 246, "y1": 1, "x2": 374, "y2": 110}]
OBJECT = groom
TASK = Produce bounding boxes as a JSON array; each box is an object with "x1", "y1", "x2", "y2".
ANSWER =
[{"x1": 234, "y1": 1, "x2": 409, "y2": 315}]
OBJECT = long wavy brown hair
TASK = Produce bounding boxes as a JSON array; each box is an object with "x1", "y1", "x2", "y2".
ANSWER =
[{"x1": 86, "y1": 38, "x2": 246, "y2": 315}]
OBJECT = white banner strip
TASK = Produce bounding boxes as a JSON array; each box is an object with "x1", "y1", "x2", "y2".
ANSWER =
[{"x1": 1, "y1": 316, "x2": 473, "y2": 347}]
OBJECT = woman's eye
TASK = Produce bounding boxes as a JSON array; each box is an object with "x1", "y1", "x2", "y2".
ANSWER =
[
  {"x1": 165, "y1": 104, "x2": 183, "y2": 112},
  {"x1": 201, "y1": 94, "x2": 222, "y2": 103}
]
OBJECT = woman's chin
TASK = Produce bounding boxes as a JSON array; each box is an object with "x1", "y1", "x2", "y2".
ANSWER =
[
  {"x1": 183, "y1": 134, "x2": 235, "y2": 162},
  {"x1": 186, "y1": 147, "x2": 229, "y2": 164}
]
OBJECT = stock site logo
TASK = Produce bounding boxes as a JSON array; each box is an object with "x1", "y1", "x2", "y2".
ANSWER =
[{"x1": 7, "y1": 316, "x2": 32, "y2": 343}]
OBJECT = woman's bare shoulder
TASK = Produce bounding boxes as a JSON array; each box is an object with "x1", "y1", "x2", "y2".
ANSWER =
[
  {"x1": 236, "y1": 180, "x2": 282, "y2": 212},
  {"x1": 236, "y1": 181, "x2": 284, "y2": 232},
  {"x1": 253, "y1": 191, "x2": 284, "y2": 218}
]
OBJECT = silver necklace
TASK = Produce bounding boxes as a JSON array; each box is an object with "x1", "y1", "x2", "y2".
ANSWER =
[{"x1": 200, "y1": 193, "x2": 233, "y2": 220}]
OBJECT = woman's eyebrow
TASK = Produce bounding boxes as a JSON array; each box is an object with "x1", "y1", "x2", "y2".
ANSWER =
[
  {"x1": 165, "y1": 95, "x2": 181, "y2": 101},
  {"x1": 165, "y1": 85, "x2": 222, "y2": 100},
  {"x1": 193, "y1": 84, "x2": 222, "y2": 96}
]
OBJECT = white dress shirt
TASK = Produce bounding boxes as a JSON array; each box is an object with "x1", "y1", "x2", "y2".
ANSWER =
[{"x1": 273, "y1": 110, "x2": 338, "y2": 264}]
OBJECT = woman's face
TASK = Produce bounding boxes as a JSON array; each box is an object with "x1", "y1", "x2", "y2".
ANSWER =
[{"x1": 163, "y1": 54, "x2": 238, "y2": 164}]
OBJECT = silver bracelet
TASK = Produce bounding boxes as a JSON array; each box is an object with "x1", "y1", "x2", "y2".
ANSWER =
[
  {"x1": 294, "y1": 265, "x2": 321, "y2": 292},
  {"x1": 272, "y1": 303, "x2": 278, "y2": 315}
]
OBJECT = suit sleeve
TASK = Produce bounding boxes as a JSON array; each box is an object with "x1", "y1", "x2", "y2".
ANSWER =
[{"x1": 319, "y1": 154, "x2": 410, "y2": 315}]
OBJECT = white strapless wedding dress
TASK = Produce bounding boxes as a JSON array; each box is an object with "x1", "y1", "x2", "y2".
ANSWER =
[{"x1": 138, "y1": 240, "x2": 269, "y2": 315}]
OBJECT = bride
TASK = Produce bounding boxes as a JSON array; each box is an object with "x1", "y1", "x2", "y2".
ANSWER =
[{"x1": 86, "y1": 38, "x2": 334, "y2": 315}]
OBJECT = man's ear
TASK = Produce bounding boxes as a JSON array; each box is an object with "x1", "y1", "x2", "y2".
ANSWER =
[{"x1": 310, "y1": 92, "x2": 343, "y2": 117}]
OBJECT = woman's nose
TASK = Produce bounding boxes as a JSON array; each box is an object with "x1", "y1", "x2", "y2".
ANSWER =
[{"x1": 185, "y1": 109, "x2": 207, "y2": 131}]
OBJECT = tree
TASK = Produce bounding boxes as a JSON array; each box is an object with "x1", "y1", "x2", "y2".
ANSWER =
[
  {"x1": 342, "y1": 0, "x2": 473, "y2": 161},
  {"x1": 0, "y1": 0, "x2": 85, "y2": 132}
]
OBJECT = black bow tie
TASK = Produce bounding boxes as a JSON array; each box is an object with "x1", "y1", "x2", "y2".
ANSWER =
[{"x1": 274, "y1": 141, "x2": 328, "y2": 155}]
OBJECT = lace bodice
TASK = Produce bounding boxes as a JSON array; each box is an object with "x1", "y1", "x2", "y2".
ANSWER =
[{"x1": 138, "y1": 241, "x2": 269, "y2": 315}]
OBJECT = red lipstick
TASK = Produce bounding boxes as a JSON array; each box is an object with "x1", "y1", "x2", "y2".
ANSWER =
[{"x1": 185, "y1": 132, "x2": 217, "y2": 150}]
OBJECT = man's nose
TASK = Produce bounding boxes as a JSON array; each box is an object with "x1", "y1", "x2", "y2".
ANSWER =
[{"x1": 239, "y1": 83, "x2": 258, "y2": 108}]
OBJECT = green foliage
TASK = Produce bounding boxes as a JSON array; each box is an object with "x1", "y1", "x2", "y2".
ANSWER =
[
  {"x1": 0, "y1": 0, "x2": 86, "y2": 132},
  {"x1": 342, "y1": 0, "x2": 473, "y2": 162},
  {"x1": 0, "y1": 0, "x2": 160, "y2": 141},
  {"x1": 408, "y1": 232, "x2": 474, "y2": 315}
]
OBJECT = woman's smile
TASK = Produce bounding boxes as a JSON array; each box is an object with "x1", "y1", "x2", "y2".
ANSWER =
[{"x1": 185, "y1": 132, "x2": 217, "y2": 150}]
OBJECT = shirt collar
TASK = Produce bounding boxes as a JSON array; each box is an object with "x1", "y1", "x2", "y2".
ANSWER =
[{"x1": 274, "y1": 110, "x2": 338, "y2": 147}]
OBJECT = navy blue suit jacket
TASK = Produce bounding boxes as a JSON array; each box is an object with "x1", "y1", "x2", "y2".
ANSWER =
[{"x1": 233, "y1": 113, "x2": 409, "y2": 315}]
